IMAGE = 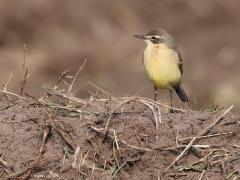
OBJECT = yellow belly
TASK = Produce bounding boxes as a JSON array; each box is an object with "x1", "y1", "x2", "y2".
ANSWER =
[{"x1": 143, "y1": 46, "x2": 181, "y2": 89}]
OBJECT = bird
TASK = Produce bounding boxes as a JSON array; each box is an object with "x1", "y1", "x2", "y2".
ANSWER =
[{"x1": 134, "y1": 28, "x2": 188, "y2": 108}]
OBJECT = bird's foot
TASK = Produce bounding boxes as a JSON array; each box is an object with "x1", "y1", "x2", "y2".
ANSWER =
[{"x1": 169, "y1": 109, "x2": 180, "y2": 113}]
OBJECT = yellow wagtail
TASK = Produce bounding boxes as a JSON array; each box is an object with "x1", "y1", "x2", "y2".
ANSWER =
[{"x1": 134, "y1": 28, "x2": 188, "y2": 107}]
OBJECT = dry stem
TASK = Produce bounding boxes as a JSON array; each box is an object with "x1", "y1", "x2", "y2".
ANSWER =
[
  {"x1": 163, "y1": 105, "x2": 233, "y2": 174},
  {"x1": 104, "y1": 98, "x2": 162, "y2": 141},
  {"x1": 179, "y1": 131, "x2": 234, "y2": 143},
  {"x1": 90, "y1": 126, "x2": 153, "y2": 152},
  {"x1": 68, "y1": 59, "x2": 86, "y2": 95},
  {"x1": 20, "y1": 44, "x2": 29, "y2": 95},
  {"x1": 6, "y1": 126, "x2": 50, "y2": 179}
]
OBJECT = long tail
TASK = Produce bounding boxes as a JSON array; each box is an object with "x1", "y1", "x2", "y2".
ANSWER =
[{"x1": 174, "y1": 86, "x2": 188, "y2": 102}]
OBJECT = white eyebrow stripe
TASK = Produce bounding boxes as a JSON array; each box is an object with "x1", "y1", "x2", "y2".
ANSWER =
[{"x1": 154, "y1": 35, "x2": 163, "y2": 39}]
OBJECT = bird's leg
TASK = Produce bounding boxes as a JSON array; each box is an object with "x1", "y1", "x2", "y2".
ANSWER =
[
  {"x1": 154, "y1": 86, "x2": 158, "y2": 101},
  {"x1": 169, "y1": 90, "x2": 175, "y2": 113},
  {"x1": 169, "y1": 90, "x2": 173, "y2": 108}
]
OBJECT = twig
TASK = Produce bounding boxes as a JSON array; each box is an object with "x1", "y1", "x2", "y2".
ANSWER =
[
  {"x1": 81, "y1": 150, "x2": 89, "y2": 166},
  {"x1": 90, "y1": 126, "x2": 153, "y2": 152},
  {"x1": 51, "y1": 122, "x2": 76, "y2": 150},
  {"x1": 104, "y1": 99, "x2": 132, "y2": 133},
  {"x1": 3, "y1": 73, "x2": 12, "y2": 92},
  {"x1": 20, "y1": 44, "x2": 29, "y2": 96},
  {"x1": 226, "y1": 169, "x2": 240, "y2": 179},
  {"x1": 113, "y1": 130, "x2": 121, "y2": 156},
  {"x1": 157, "y1": 170, "x2": 160, "y2": 180},
  {"x1": 200, "y1": 106, "x2": 233, "y2": 136},
  {"x1": 86, "y1": 81, "x2": 113, "y2": 97},
  {"x1": 5, "y1": 157, "x2": 60, "y2": 179},
  {"x1": 163, "y1": 105, "x2": 233, "y2": 174},
  {"x1": 91, "y1": 163, "x2": 95, "y2": 176},
  {"x1": 232, "y1": 144, "x2": 240, "y2": 148},
  {"x1": 0, "y1": 157, "x2": 12, "y2": 175},
  {"x1": 68, "y1": 59, "x2": 86, "y2": 95},
  {"x1": 162, "y1": 144, "x2": 211, "y2": 151},
  {"x1": 95, "y1": 96, "x2": 186, "y2": 112},
  {"x1": 221, "y1": 115, "x2": 240, "y2": 125},
  {"x1": 179, "y1": 132, "x2": 235, "y2": 142},
  {"x1": 72, "y1": 146, "x2": 81, "y2": 169},
  {"x1": 104, "y1": 98, "x2": 162, "y2": 141},
  {"x1": 45, "y1": 87, "x2": 88, "y2": 105},
  {"x1": 23, "y1": 126, "x2": 50, "y2": 179},
  {"x1": 0, "y1": 91, "x2": 22, "y2": 99},
  {"x1": 178, "y1": 151, "x2": 214, "y2": 172},
  {"x1": 113, "y1": 146, "x2": 120, "y2": 169},
  {"x1": 198, "y1": 170, "x2": 206, "y2": 180},
  {"x1": 1, "y1": 73, "x2": 22, "y2": 99},
  {"x1": 54, "y1": 69, "x2": 70, "y2": 89},
  {"x1": 45, "y1": 86, "x2": 185, "y2": 114},
  {"x1": 4, "y1": 168, "x2": 28, "y2": 179},
  {"x1": 1, "y1": 73, "x2": 12, "y2": 100},
  {"x1": 6, "y1": 126, "x2": 50, "y2": 179},
  {"x1": 112, "y1": 159, "x2": 127, "y2": 177},
  {"x1": 138, "y1": 99, "x2": 161, "y2": 140},
  {"x1": 176, "y1": 130, "x2": 180, "y2": 146},
  {"x1": 0, "y1": 157, "x2": 9, "y2": 167}
]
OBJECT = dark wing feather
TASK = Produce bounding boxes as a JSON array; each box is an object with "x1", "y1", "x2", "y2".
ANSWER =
[
  {"x1": 178, "y1": 51, "x2": 183, "y2": 74},
  {"x1": 172, "y1": 45, "x2": 183, "y2": 75}
]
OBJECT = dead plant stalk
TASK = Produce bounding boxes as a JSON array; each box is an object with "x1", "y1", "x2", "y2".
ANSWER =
[
  {"x1": 163, "y1": 105, "x2": 234, "y2": 174},
  {"x1": 20, "y1": 44, "x2": 29, "y2": 96}
]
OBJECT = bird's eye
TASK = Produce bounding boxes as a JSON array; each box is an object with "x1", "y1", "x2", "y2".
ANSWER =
[{"x1": 151, "y1": 36, "x2": 157, "y2": 40}]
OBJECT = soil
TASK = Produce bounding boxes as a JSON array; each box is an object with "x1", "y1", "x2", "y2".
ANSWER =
[{"x1": 0, "y1": 94, "x2": 240, "y2": 180}]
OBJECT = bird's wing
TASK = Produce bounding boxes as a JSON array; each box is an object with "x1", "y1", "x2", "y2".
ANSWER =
[
  {"x1": 176, "y1": 50, "x2": 183, "y2": 75},
  {"x1": 172, "y1": 45, "x2": 183, "y2": 74}
]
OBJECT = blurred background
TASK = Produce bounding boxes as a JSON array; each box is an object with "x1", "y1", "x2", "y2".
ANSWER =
[{"x1": 0, "y1": 0, "x2": 240, "y2": 109}]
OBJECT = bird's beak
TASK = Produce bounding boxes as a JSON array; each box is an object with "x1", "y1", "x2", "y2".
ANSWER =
[{"x1": 133, "y1": 34, "x2": 147, "y2": 40}]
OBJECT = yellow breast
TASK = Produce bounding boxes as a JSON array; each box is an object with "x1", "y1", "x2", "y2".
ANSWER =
[{"x1": 143, "y1": 43, "x2": 181, "y2": 89}]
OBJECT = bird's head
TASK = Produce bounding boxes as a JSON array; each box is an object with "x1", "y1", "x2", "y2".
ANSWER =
[{"x1": 134, "y1": 28, "x2": 176, "y2": 48}]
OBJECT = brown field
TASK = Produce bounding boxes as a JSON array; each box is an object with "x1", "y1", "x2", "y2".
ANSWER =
[{"x1": 0, "y1": 91, "x2": 239, "y2": 179}]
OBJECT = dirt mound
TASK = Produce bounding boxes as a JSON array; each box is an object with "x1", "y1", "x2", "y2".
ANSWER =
[{"x1": 0, "y1": 94, "x2": 239, "y2": 179}]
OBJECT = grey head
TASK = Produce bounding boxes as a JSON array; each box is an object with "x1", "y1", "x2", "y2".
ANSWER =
[{"x1": 134, "y1": 28, "x2": 177, "y2": 48}]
